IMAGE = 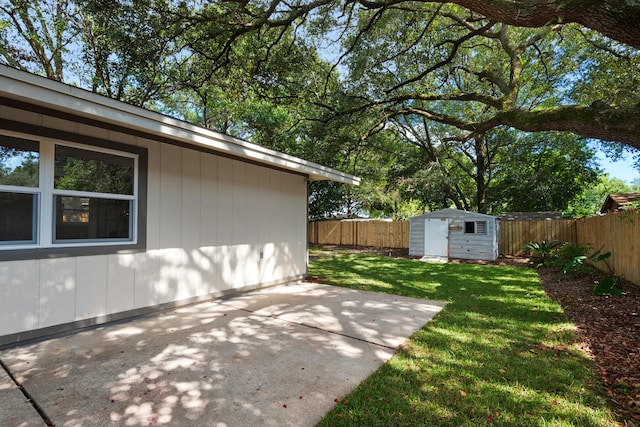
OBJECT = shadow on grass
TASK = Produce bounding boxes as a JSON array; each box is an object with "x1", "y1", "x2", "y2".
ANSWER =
[{"x1": 311, "y1": 252, "x2": 617, "y2": 427}]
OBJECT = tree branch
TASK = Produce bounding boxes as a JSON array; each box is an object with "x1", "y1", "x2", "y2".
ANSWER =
[
  {"x1": 356, "y1": 0, "x2": 640, "y2": 49},
  {"x1": 444, "y1": 0, "x2": 640, "y2": 50},
  {"x1": 473, "y1": 103, "x2": 640, "y2": 148}
]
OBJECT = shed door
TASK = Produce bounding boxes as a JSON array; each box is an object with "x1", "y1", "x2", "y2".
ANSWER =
[{"x1": 424, "y1": 218, "x2": 449, "y2": 257}]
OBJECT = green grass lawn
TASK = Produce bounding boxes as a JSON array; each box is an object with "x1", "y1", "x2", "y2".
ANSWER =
[{"x1": 310, "y1": 250, "x2": 619, "y2": 427}]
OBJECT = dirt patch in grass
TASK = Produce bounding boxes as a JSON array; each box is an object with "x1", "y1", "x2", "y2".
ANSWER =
[{"x1": 538, "y1": 268, "x2": 640, "y2": 424}]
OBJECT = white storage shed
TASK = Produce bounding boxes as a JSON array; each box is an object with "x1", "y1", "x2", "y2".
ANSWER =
[
  {"x1": 409, "y1": 209, "x2": 499, "y2": 261},
  {"x1": 0, "y1": 65, "x2": 360, "y2": 345}
]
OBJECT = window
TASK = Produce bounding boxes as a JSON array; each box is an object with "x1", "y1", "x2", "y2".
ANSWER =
[
  {"x1": 0, "y1": 192, "x2": 37, "y2": 243},
  {"x1": 464, "y1": 220, "x2": 487, "y2": 235},
  {"x1": 0, "y1": 135, "x2": 39, "y2": 244},
  {"x1": 53, "y1": 145, "x2": 135, "y2": 242},
  {"x1": 0, "y1": 130, "x2": 141, "y2": 252}
]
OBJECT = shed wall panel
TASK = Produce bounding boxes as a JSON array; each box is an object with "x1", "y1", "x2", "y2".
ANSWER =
[
  {"x1": 0, "y1": 260, "x2": 39, "y2": 335},
  {"x1": 159, "y1": 144, "x2": 182, "y2": 248},
  {"x1": 157, "y1": 248, "x2": 184, "y2": 304},
  {"x1": 232, "y1": 160, "x2": 248, "y2": 246},
  {"x1": 133, "y1": 252, "x2": 160, "y2": 309},
  {"x1": 75, "y1": 256, "x2": 107, "y2": 320},
  {"x1": 39, "y1": 258, "x2": 76, "y2": 328},
  {"x1": 408, "y1": 217, "x2": 425, "y2": 256},
  {"x1": 257, "y1": 166, "x2": 271, "y2": 244},
  {"x1": 139, "y1": 138, "x2": 162, "y2": 250},
  {"x1": 246, "y1": 163, "x2": 261, "y2": 246},
  {"x1": 217, "y1": 157, "x2": 234, "y2": 245},
  {"x1": 200, "y1": 153, "x2": 219, "y2": 247},
  {"x1": 181, "y1": 148, "x2": 202, "y2": 249},
  {"x1": 107, "y1": 254, "x2": 135, "y2": 314}
]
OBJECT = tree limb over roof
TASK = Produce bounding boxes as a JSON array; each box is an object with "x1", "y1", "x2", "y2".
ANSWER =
[{"x1": 432, "y1": 0, "x2": 640, "y2": 50}]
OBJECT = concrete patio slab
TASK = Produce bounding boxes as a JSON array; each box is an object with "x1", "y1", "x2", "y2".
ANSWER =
[
  {"x1": 0, "y1": 282, "x2": 444, "y2": 427},
  {"x1": 0, "y1": 362, "x2": 44, "y2": 427},
  {"x1": 220, "y1": 282, "x2": 445, "y2": 348}
]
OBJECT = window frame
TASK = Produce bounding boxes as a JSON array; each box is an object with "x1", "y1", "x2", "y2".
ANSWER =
[
  {"x1": 0, "y1": 132, "x2": 42, "y2": 248},
  {"x1": 0, "y1": 190, "x2": 39, "y2": 246},
  {"x1": 0, "y1": 125, "x2": 147, "y2": 261},
  {"x1": 50, "y1": 141, "x2": 138, "y2": 246}
]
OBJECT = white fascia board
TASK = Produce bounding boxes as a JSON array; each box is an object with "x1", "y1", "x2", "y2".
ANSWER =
[{"x1": 0, "y1": 65, "x2": 360, "y2": 186}]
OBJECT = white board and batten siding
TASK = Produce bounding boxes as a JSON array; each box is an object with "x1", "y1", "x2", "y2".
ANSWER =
[
  {"x1": 0, "y1": 65, "x2": 358, "y2": 344},
  {"x1": 409, "y1": 209, "x2": 499, "y2": 261}
]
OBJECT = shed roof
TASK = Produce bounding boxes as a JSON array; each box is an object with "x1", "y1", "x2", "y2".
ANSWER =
[
  {"x1": 0, "y1": 64, "x2": 360, "y2": 185},
  {"x1": 600, "y1": 193, "x2": 640, "y2": 213},
  {"x1": 410, "y1": 208, "x2": 497, "y2": 220}
]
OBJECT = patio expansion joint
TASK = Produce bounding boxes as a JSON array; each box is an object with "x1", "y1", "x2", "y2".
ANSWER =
[
  {"x1": 217, "y1": 302, "x2": 398, "y2": 351},
  {"x1": 0, "y1": 357, "x2": 54, "y2": 427}
]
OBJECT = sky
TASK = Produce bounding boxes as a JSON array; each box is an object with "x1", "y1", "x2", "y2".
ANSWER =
[{"x1": 597, "y1": 150, "x2": 640, "y2": 185}]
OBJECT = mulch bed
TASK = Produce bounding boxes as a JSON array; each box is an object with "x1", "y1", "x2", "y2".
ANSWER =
[
  {"x1": 538, "y1": 268, "x2": 640, "y2": 424},
  {"x1": 310, "y1": 245, "x2": 640, "y2": 423}
]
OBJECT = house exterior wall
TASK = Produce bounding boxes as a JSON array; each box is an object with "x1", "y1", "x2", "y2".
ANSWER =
[
  {"x1": 409, "y1": 209, "x2": 498, "y2": 261},
  {"x1": 0, "y1": 104, "x2": 308, "y2": 344}
]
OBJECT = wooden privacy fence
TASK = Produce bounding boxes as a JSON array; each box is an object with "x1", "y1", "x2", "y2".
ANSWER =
[
  {"x1": 308, "y1": 220, "x2": 409, "y2": 248},
  {"x1": 309, "y1": 214, "x2": 640, "y2": 285},
  {"x1": 498, "y1": 220, "x2": 577, "y2": 256},
  {"x1": 308, "y1": 219, "x2": 578, "y2": 255},
  {"x1": 576, "y1": 213, "x2": 640, "y2": 286},
  {"x1": 498, "y1": 215, "x2": 640, "y2": 284}
]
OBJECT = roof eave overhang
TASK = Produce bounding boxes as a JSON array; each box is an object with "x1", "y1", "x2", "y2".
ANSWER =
[{"x1": 0, "y1": 65, "x2": 360, "y2": 186}]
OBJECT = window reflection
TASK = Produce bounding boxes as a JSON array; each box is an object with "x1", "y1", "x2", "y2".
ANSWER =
[
  {"x1": 55, "y1": 196, "x2": 131, "y2": 240},
  {"x1": 0, "y1": 135, "x2": 39, "y2": 187},
  {"x1": 54, "y1": 145, "x2": 134, "y2": 195}
]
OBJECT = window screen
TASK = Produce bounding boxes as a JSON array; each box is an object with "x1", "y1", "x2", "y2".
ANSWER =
[{"x1": 465, "y1": 220, "x2": 487, "y2": 234}]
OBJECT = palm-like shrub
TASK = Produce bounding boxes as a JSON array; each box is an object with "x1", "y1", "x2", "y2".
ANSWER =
[{"x1": 523, "y1": 239, "x2": 561, "y2": 266}]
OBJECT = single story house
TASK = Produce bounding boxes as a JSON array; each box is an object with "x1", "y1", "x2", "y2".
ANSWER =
[
  {"x1": 0, "y1": 64, "x2": 359, "y2": 345},
  {"x1": 409, "y1": 209, "x2": 499, "y2": 261},
  {"x1": 600, "y1": 193, "x2": 640, "y2": 213}
]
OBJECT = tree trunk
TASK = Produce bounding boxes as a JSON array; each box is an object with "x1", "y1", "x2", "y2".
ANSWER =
[
  {"x1": 442, "y1": 0, "x2": 640, "y2": 49},
  {"x1": 474, "y1": 137, "x2": 488, "y2": 214}
]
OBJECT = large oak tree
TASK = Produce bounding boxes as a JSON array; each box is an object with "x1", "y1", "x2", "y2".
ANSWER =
[
  {"x1": 3, "y1": 1, "x2": 639, "y2": 148},
  {"x1": 167, "y1": 0, "x2": 640, "y2": 149}
]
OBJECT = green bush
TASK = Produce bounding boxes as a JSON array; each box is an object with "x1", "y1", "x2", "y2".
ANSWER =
[
  {"x1": 523, "y1": 239, "x2": 561, "y2": 267},
  {"x1": 555, "y1": 242, "x2": 590, "y2": 261},
  {"x1": 552, "y1": 245, "x2": 622, "y2": 296},
  {"x1": 593, "y1": 274, "x2": 623, "y2": 296},
  {"x1": 549, "y1": 242, "x2": 590, "y2": 273},
  {"x1": 566, "y1": 247, "x2": 613, "y2": 275}
]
